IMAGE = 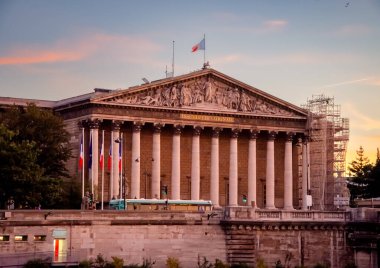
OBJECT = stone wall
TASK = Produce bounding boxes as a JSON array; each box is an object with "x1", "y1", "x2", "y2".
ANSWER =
[{"x1": 2, "y1": 210, "x2": 376, "y2": 268}]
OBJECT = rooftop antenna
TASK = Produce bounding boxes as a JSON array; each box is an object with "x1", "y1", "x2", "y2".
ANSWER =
[
  {"x1": 172, "y1": 40, "x2": 175, "y2": 77},
  {"x1": 165, "y1": 41, "x2": 175, "y2": 78}
]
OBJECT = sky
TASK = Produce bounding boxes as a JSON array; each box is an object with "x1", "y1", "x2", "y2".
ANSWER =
[{"x1": 0, "y1": 0, "x2": 380, "y2": 168}]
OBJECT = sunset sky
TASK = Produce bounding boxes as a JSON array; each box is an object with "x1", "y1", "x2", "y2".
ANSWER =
[{"x1": 1, "y1": 0, "x2": 379, "y2": 168}]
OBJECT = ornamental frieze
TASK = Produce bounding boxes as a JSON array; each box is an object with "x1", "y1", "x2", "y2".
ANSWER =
[{"x1": 109, "y1": 77, "x2": 295, "y2": 117}]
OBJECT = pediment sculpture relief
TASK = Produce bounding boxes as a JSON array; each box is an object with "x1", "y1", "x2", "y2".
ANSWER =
[{"x1": 113, "y1": 78, "x2": 294, "y2": 116}]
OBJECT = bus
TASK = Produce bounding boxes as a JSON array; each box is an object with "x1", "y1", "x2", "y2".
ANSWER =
[{"x1": 109, "y1": 198, "x2": 212, "y2": 211}]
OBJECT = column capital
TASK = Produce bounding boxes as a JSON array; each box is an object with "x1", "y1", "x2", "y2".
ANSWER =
[
  {"x1": 88, "y1": 118, "x2": 101, "y2": 129},
  {"x1": 302, "y1": 134, "x2": 310, "y2": 144},
  {"x1": 267, "y1": 131, "x2": 277, "y2": 141},
  {"x1": 249, "y1": 129, "x2": 259, "y2": 140},
  {"x1": 193, "y1": 126, "x2": 202, "y2": 136},
  {"x1": 212, "y1": 127, "x2": 222, "y2": 138},
  {"x1": 133, "y1": 122, "x2": 143, "y2": 132},
  {"x1": 77, "y1": 120, "x2": 86, "y2": 129},
  {"x1": 173, "y1": 124, "x2": 183, "y2": 135},
  {"x1": 153, "y1": 123, "x2": 163, "y2": 133},
  {"x1": 112, "y1": 120, "x2": 122, "y2": 131},
  {"x1": 231, "y1": 128, "x2": 241, "y2": 139},
  {"x1": 285, "y1": 132, "x2": 294, "y2": 142}
]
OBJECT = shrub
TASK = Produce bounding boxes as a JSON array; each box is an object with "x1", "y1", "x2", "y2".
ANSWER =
[
  {"x1": 166, "y1": 257, "x2": 181, "y2": 268},
  {"x1": 23, "y1": 258, "x2": 50, "y2": 268},
  {"x1": 256, "y1": 258, "x2": 268, "y2": 268},
  {"x1": 198, "y1": 255, "x2": 213, "y2": 268},
  {"x1": 111, "y1": 256, "x2": 124, "y2": 268},
  {"x1": 214, "y1": 259, "x2": 229, "y2": 268}
]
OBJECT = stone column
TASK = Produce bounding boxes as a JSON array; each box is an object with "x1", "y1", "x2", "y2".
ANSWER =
[
  {"x1": 88, "y1": 119, "x2": 100, "y2": 200},
  {"x1": 111, "y1": 121, "x2": 121, "y2": 199},
  {"x1": 248, "y1": 130, "x2": 258, "y2": 208},
  {"x1": 210, "y1": 128, "x2": 221, "y2": 207},
  {"x1": 191, "y1": 126, "x2": 202, "y2": 200},
  {"x1": 266, "y1": 131, "x2": 276, "y2": 209},
  {"x1": 152, "y1": 124, "x2": 162, "y2": 199},
  {"x1": 229, "y1": 128, "x2": 240, "y2": 206},
  {"x1": 171, "y1": 125, "x2": 182, "y2": 200},
  {"x1": 302, "y1": 136, "x2": 309, "y2": 210},
  {"x1": 131, "y1": 122, "x2": 142, "y2": 199},
  {"x1": 284, "y1": 132, "x2": 294, "y2": 210}
]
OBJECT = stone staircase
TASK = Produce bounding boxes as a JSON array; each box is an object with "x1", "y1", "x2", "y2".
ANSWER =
[{"x1": 224, "y1": 226, "x2": 255, "y2": 266}]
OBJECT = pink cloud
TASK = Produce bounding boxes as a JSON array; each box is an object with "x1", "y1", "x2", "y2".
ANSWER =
[
  {"x1": 335, "y1": 24, "x2": 371, "y2": 37},
  {"x1": 263, "y1": 20, "x2": 288, "y2": 30},
  {"x1": 0, "y1": 50, "x2": 83, "y2": 65},
  {"x1": 0, "y1": 33, "x2": 162, "y2": 66}
]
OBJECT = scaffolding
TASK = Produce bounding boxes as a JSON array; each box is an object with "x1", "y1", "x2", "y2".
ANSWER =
[{"x1": 301, "y1": 94, "x2": 350, "y2": 210}]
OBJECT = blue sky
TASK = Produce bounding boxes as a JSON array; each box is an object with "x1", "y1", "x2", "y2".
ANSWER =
[{"x1": 1, "y1": 0, "x2": 379, "y2": 166}]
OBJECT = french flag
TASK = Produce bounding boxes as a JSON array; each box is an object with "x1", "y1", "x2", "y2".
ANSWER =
[
  {"x1": 78, "y1": 136, "x2": 83, "y2": 170},
  {"x1": 88, "y1": 133, "x2": 92, "y2": 169},
  {"x1": 108, "y1": 144, "x2": 112, "y2": 171},
  {"x1": 99, "y1": 141, "x2": 104, "y2": 170},
  {"x1": 118, "y1": 142, "x2": 122, "y2": 173},
  {"x1": 192, "y1": 38, "x2": 205, "y2": 52}
]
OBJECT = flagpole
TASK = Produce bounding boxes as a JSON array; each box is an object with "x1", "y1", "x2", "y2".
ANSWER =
[
  {"x1": 203, "y1": 33, "x2": 206, "y2": 66},
  {"x1": 81, "y1": 127, "x2": 85, "y2": 199},
  {"x1": 90, "y1": 130, "x2": 94, "y2": 196},
  {"x1": 172, "y1": 40, "x2": 175, "y2": 77},
  {"x1": 101, "y1": 130, "x2": 105, "y2": 210},
  {"x1": 119, "y1": 132, "x2": 123, "y2": 199},
  {"x1": 110, "y1": 132, "x2": 114, "y2": 200}
]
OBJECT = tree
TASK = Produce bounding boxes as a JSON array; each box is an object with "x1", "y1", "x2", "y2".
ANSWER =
[
  {"x1": 0, "y1": 104, "x2": 77, "y2": 209},
  {"x1": 367, "y1": 149, "x2": 380, "y2": 198},
  {"x1": 347, "y1": 146, "x2": 373, "y2": 201}
]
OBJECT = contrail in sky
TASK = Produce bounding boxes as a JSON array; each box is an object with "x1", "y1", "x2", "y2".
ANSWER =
[{"x1": 320, "y1": 77, "x2": 372, "y2": 89}]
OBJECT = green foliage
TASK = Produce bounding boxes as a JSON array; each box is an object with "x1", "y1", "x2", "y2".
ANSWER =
[
  {"x1": 348, "y1": 146, "x2": 380, "y2": 202},
  {"x1": 198, "y1": 255, "x2": 213, "y2": 268},
  {"x1": 214, "y1": 259, "x2": 229, "y2": 268},
  {"x1": 312, "y1": 263, "x2": 329, "y2": 268},
  {"x1": 79, "y1": 259, "x2": 93, "y2": 268},
  {"x1": 23, "y1": 258, "x2": 50, "y2": 268},
  {"x1": 344, "y1": 261, "x2": 357, "y2": 268},
  {"x1": 256, "y1": 258, "x2": 268, "y2": 268},
  {"x1": 166, "y1": 257, "x2": 181, "y2": 268},
  {"x1": 141, "y1": 258, "x2": 156, "y2": 268},
  {"x1": 0, "y1": 104, "x2": 77, "y2": 209},
  {"x1": 111, "y1": 256, "x2": 124, "y2": 268}
]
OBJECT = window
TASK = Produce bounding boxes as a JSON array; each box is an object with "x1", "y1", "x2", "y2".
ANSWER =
[
  {"x1": 0, "y1": 235, "x2": 10, "y2": 242},
  {"x1": 34, "y1": 235, "x2": 46, "y2": 241},
  {"x1": 14, "y1": 235, "x2": 28, "y2": 242}
]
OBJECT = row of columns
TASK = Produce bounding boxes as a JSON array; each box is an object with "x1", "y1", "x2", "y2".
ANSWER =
[{"x1": 82, "y1": 120, "x2": 311, "y2": 210}]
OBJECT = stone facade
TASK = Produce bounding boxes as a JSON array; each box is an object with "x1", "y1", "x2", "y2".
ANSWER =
[
  {"x1": 53, "y1": 68, "x2": 312, "y2": 210},
  {"x1": 1, "y1": 210, "x2": 377, "y2": 268}
]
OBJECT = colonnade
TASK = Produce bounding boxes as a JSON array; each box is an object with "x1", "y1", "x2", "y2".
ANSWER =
[{"x1": 80, "y1": 120, "x2": 311, "y2": 210}]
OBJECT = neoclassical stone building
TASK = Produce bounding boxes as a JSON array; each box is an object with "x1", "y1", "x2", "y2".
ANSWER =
[{"x1": 49, "y1": 68, "x2": 312, "y2": 209}]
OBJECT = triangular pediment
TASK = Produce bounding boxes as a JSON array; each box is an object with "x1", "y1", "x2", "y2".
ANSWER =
[{"x1": 92, "y1": 69, "x2": 307, "y2": 118}]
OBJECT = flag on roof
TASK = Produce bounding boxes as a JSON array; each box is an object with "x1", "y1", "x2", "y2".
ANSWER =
[{"x1": 192, "y1": 38, "x2": 205, "y2": 52}]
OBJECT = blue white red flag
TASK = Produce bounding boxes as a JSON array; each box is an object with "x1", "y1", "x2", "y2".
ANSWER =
[
  {"x1": 118, "y1": 142, "x2": 122, "y2": 173},
  {"x1": 108, "y1": 143, "x2": 112, "y2": 171},
  {"x1": 99, "y1": 140, "x2": 104, "y2": 170},
  {"x1": 78, "y1": 136, "x2": 83, "y2": 170},
  {"x1": 192, "y1": 38, "x2": 205, "y2": 52},
  {"x1": 88, "y1": 133, "x2": 92, "y2": 169}
]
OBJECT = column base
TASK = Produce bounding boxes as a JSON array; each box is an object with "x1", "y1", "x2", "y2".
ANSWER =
[
  {"x1": 283, "y1": 206, "x2": 295, "y2": 210},
  {"x1": 265, "y1": 206, "x2": 276, "y2": 210}
]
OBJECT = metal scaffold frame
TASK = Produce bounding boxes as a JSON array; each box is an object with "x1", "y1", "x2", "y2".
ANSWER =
[{"x1": 301, "y1": 94, "x2": 350, "y2": 210}]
